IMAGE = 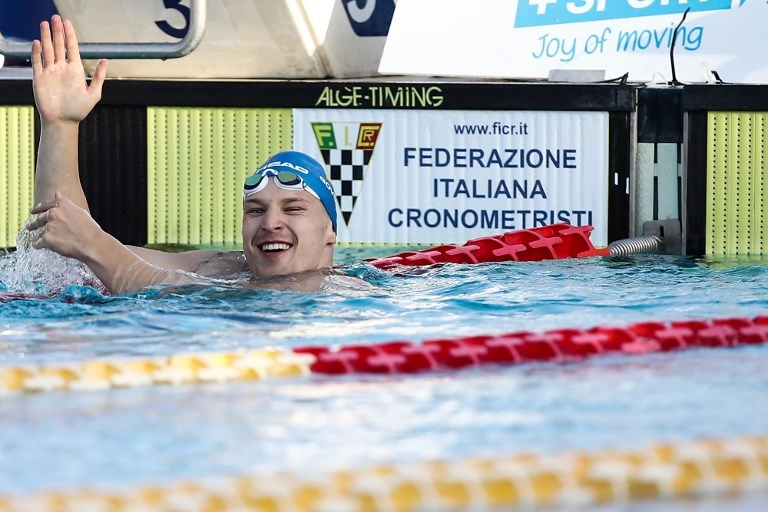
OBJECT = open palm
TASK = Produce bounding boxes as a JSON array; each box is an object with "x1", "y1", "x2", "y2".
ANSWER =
[{"x1": 31, "y1": 15, "x2": 107, "y2": 124}]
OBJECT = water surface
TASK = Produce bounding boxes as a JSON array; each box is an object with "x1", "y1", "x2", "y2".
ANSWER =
[{"x1": 0, "y1": 247, "x2": 766, "y2": 509}]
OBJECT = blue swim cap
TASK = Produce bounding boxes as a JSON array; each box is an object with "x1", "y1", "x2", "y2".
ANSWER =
[{"x1": 244, "y1": 151, "x2": 337, "y2": 232}]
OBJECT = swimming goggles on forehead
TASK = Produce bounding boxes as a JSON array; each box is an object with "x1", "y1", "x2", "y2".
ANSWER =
[{"x1": 243, "y1": 168, "x2": 320, "y2": 200}]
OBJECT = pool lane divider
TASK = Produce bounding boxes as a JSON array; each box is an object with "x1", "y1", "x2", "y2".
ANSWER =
[
  {"x1": 296, "y1": 315, "x2": 768, "y2": 375},
  {"x1": 1, "y1": 435, "x2": 766, "y2": 511},
  {"x1": 364, "y1": 223, "x2": 609, "y2": 269},
  {"x1": 2, "y1": 315, "x2": 767, "y2": 395},
  {"x1": 0, "y1": 348, "x2": 315, "y2": 394}
]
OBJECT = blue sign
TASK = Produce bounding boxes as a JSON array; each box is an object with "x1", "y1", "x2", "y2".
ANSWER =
[{"x1": 516, "y1": 0, "x2": 746, "y2": 28}]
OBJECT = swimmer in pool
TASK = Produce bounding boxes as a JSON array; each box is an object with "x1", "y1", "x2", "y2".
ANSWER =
[{"x1": 24, "y1": 16, "x2": 353, "y2": 294}]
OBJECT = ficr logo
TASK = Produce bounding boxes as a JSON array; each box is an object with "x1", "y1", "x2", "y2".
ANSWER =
[
  {"x1": 312, "y1": 121, "x2": 383, "y2": 226},
  {"x1": 341, "y1": 0, "x2": 396, "y2": 37}
]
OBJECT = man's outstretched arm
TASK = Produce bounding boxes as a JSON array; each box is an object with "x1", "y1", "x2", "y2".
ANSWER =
[
  {"x1": 30, "y1": 15, "x2": 241, "y2": 274},
  {"x1": 31, "y1": 15, "x2": 108, "y2": 211}
]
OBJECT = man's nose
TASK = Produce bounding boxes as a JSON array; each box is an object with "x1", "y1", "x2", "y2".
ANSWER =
[{"x1": 260, "y1": 207, "x2": 285, "y2": 230}]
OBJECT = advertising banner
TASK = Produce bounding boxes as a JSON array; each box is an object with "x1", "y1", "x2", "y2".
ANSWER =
[
  {"x1": 379, "y1": 0, "x2": 768, "y2": 84},
  {"x1": 293, "y1": 109, "x2": 609, "y2": 246}
]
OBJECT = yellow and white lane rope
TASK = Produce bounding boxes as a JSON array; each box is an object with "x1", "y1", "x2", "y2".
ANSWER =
[
  {"x1": 0, "y1": 348, "x2": 315, "y2": 394},
  {"x1": 1, "y1": 436, "x2": 766, "y2": 511},
  {"x1": 3, "y1": 314, "x2": 768, "y2": 395}
]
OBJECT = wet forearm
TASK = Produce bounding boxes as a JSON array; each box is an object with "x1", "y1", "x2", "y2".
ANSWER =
[
  {"x1": 82, "y1": 234, "x2": 200, "y2": 294},
  {"x1": 36, "y1": 122, "x2": 88, "y2": 210}
]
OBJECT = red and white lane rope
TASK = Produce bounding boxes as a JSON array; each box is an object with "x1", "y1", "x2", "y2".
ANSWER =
[
  {"x1": 365, "y1": 223, "x2": 609, "y2": 269},
  {"x1": 1, "y1": 315, "x2": 766, "y2": 394}
]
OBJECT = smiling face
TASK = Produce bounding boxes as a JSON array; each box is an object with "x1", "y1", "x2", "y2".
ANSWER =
[{"x1": 242, "y1": 180, "x2": 336, "y2": 277}]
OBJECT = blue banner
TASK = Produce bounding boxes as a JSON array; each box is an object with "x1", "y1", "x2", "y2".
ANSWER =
[{"x1": 515, "y1": 0, "x2": 745, "y2": 28}]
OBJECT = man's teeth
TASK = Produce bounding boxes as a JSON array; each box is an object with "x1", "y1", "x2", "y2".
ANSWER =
[{"x1": 262, "y1": 243, "x2": 290, "y2": 252}]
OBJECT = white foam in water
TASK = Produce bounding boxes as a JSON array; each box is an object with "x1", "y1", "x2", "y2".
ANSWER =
[{"x1": 0, "y1": 227, "x2": 105, "y2": 295}]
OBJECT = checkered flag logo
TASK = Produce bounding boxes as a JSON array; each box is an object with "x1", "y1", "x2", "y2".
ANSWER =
[{"x1": 311, "y1": 122, "x2": 382, "y2": 227}]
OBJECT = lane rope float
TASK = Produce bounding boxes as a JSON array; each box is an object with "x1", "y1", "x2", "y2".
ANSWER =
[
  {"x1": 365, "y1": 223, "x2": 609, "y2": 270},
  {"x1": 1, "y1": 435, "x2": 766, "y2": 511},
  {"x1": 0, "y1": 348, "x2": 315, "y2": 394},
  {"x1": 2, "y1": 315, "x2": 767, "y2": 395}
]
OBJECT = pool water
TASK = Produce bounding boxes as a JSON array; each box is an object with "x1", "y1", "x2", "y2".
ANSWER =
[{"x1": 0, "y1": 246, "x2": 767, "y2": 509}]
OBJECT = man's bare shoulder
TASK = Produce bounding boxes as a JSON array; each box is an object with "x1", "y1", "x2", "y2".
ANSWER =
[
  {"x1": 243, "y1": 268, "x2": 375, "y2": 293},
  {"x1": 321, "y1": 272, "x2": 377, "y2": 294},
  {"x1": 193, "y1": 250, "x2": 249, "y2": 278}
]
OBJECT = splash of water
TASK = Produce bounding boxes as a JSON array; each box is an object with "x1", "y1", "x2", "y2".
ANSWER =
[{"x1": 0, "y1": 226, "x2": 105, "y2": 295}]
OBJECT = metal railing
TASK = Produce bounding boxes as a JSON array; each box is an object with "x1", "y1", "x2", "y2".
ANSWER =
[{"x1": 0, "y1": 0, "x2": 206, "y2": 60}]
